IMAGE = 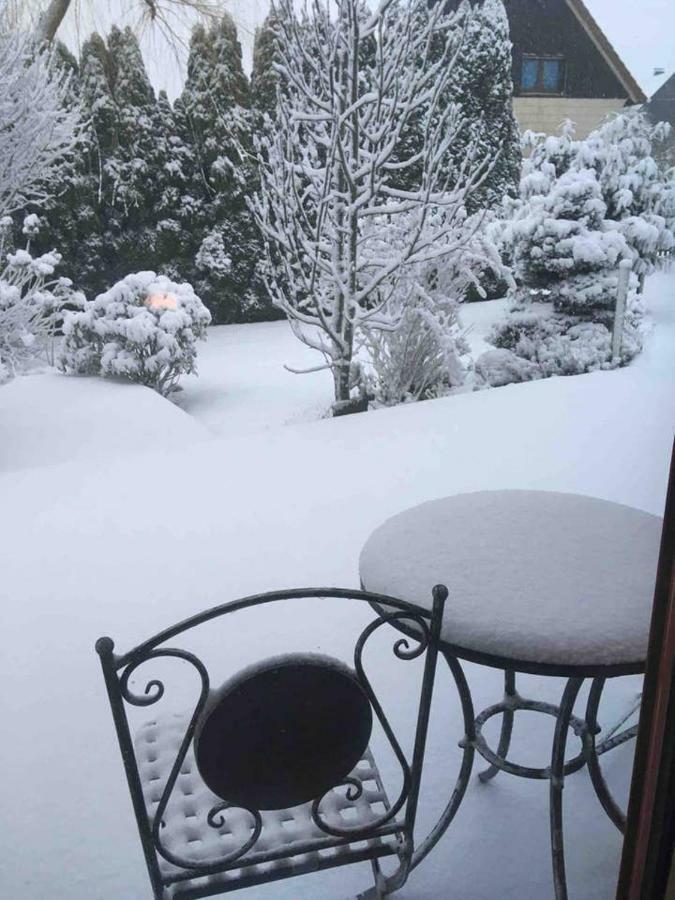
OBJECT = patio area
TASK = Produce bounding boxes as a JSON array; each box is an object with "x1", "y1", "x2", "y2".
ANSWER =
[{"x1": 0, "y1": 273, "x2": 673, "y2": 900}]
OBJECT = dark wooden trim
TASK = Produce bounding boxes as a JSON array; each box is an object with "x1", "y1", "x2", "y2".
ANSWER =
[
  {"x1": 617, "y1": 438, "x2": 675, "y2": 899},
  {"x1": 565, "y1": 0, "x2": 646, "y2": 102}
]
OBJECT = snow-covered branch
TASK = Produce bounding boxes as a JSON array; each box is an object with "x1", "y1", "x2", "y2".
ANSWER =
[{"x1": 0, "y1": 22, "x2": 83, "y2": 218}]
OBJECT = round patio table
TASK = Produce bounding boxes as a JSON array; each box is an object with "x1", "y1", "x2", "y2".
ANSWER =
[{"x1": 359, "y1": 490, "x2": 662, "y2": 900}]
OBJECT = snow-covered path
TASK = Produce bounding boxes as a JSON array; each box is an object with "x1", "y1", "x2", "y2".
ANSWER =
[{"x1": 0, "y1": 273, "x2": 673, "y2": 900}]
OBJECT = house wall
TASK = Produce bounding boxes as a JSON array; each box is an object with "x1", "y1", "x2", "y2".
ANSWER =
[{"x1": 513, "y1": 96, "x2": 628, "y2": 138}]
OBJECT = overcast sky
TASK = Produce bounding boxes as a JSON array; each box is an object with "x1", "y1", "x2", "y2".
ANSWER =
[{"x1": 62, "y1": 0, "x2": 675, "y2": 103}]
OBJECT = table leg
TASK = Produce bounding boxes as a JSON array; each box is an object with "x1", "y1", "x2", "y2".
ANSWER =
[
  {"x1": 411, "y1": 651, "x2": 476, "y2": 871},
  {"x1": 550, "y1": 677, "x2": 585, "y2": 900},
  {"x1": 584, "y1": 677, "x2": 632, "y2": 832},
  {"x1": 479, "y1": 669, "x2": 516, "y2": 783}
]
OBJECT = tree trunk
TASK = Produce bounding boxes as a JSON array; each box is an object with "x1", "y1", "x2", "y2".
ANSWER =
[{"x1": 35, "y1": 0, "x2": 72, "y2": 43}]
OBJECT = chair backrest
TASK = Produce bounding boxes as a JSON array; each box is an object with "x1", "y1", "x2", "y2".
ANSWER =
[
  {"x1": 193, "y1": 652, "x2": 373, "y2": 810},
  {"x1": 95, "y1": 586, "x2": 447, "y2": 899}
]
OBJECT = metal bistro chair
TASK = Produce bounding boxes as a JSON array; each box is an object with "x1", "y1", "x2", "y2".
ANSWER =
[{"x1": 96, "y1": 586, "x2": 458, "y2": 900}]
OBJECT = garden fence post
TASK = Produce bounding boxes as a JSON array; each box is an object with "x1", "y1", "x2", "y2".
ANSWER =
[{"x1": 612, "y1": 260, "x2": 633, "y2": 364}]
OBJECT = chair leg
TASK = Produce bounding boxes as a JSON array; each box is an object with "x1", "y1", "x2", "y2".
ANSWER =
[{"x1": 479, "y1": 669, "x2": 516, "y2": 782}]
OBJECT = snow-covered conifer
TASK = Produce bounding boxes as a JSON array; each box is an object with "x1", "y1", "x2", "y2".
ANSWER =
[
  {"x1": 250, "y1": 9, "x2": 282, "y2": 124},
  {"x1": 177, "y1": 14, "x2": 270, "y2": 323},
  {"x1": 440, "y1": 0, "x2": 521, "y2": 214}
]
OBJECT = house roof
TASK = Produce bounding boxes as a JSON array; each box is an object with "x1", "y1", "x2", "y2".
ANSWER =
[
  {"x1": 564, "y1": 0, "x2": 646, "y2": 103},
  {"x1": 645, "y1": 72, "x2": 675, "y2": 127}
]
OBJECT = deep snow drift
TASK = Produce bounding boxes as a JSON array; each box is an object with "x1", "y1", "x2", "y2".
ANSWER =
[{"x1": 0, "y1": 273, "x2": 673, "y2": 900}]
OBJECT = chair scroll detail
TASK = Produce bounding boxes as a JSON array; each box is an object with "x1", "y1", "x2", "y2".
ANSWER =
[{"x1": 96, "y1": 586, "x2": 450, "y2": 900}]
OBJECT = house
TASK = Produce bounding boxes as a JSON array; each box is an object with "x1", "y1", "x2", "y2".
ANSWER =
[
  {"x1": 644, "y1": 72, "x2": 675, "y2": 164},
  {"x1": 446, "y1": 0, "x2": 646, "y2": 138},
  {"x1": 506, "y1": 0, "x2": 645, "y2": 137}
]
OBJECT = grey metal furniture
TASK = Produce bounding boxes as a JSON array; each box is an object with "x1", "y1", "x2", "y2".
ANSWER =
[
  {"x1": 96, "y1": 587, "x2": 462, "y2": 900},
  {"x1": 359, "y1": 490, "x2": 663, "y2": 900}
]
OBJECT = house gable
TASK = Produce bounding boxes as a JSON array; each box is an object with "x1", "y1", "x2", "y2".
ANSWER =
[{"x1": 505, "y1": 0, "x2": 640, "y2": 101}]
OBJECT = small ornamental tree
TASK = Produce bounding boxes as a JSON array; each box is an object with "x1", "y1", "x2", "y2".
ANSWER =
[
  {"x1": 60, "y1": 272, "x2": 211, "y2": 396},
  {"x1": 252, "y1": 0, "x2": 495, "y2": 407}
]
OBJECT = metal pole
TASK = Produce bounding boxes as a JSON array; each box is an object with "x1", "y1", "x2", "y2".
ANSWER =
[{"x1": 612, "y1": 260, "x2": 633, "y2": 364}]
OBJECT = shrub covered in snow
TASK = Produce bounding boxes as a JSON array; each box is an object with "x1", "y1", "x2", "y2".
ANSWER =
[
  {"x1": 486, "y1": 298, "x2": 644, "y2": 379},
  {"x1": 60, "y1": 272, "x2": 211, "y2": 396},
  {"x1": 364, "y1": 293, "x2": 468, "y2": 405},
  {"x1": 0, "y1": 216, "x2": 84, "y2": 380},
  {"x1": 474, "y1": 348, "x2": 541, "y2": 387},
  {"x1": 483, "y1": 111, "x2": 670, "y2": 385}
]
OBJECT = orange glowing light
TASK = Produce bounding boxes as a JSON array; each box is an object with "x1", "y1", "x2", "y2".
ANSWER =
[{"x1": 145, "y1": 292, "x2": 178, "y2": 311}]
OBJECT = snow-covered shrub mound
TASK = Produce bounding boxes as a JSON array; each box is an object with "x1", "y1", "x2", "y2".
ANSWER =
[
  {"x1": 474, "y1": 348, "x2": 541, "y2": 387},
  {"x1": 486, "y1": 297, "x2": 644, "y2": 382},
  {"x1": 60, "y1": 272, "x2": 211, "y2": 396}
]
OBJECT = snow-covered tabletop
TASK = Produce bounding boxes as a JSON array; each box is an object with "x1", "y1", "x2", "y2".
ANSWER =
[{"x1": 359, "y1": 490, "x2": 663, "y2": 669}]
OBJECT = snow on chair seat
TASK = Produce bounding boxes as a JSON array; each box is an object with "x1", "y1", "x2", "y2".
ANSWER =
[{"x1": 135, "y1": 712, "x2": 401, "y2": 898}]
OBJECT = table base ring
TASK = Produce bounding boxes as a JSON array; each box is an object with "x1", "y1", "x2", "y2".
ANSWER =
[{"x1": 466, "y1": 694, "x2": 593, "y2": 780}]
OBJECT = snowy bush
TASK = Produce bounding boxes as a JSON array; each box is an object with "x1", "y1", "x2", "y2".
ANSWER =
[
  {"x1": 364, "y1": 293, "x2": 468, "y2": 405},
  {"x1": 484, "y1": 112, "x2": 671, "y2": 384},
  {"x1": 60, "y1": 272, "x2": 211, "y2": 396},
  {"x1": 488, "y1": 297, "x2": 644, "y2": 378},
  {"x1": 0, "y1": 215, "x2": 84, "y2": 380},
  {"x1": 474, "y1": 349, "x2": 541, "y2": 387},
  {"x1": 361, "y1": 204, "x2": 505, "y2": 405}
]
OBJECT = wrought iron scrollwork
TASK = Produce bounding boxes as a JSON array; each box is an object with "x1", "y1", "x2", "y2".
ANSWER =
[
  {"x1": 310, "y1": 612, "x2": 430, "y2": 839},
  {"x1": 120, "y1": 648, "x2": 264, "y2": 873}
]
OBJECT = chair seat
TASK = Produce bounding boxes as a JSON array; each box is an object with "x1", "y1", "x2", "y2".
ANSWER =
[{"x1": 135, "y1": 713, "x2": 401, "y2": 898}]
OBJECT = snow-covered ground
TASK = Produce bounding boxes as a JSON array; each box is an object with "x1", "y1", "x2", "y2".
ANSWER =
[{"x1": 1, "y1": 273, "x2": 673, "y2": 900}]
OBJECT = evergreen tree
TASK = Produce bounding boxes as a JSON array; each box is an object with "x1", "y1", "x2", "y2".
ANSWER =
[
  {"x1": 250, "y1": 10, "x2": 281, "y2": 124},
  {"x1": 177, "y1": 14, "x2": 273, "y2": 323},
  {"x1": 103, "y1": 26, "x2": 158, "y2": 276},
  {"x1": 152, "y1": 90, "x2": 201, "y2": 282},
  {"x1": 442, "y1": 0, "x2": 521, "y2": 213}
]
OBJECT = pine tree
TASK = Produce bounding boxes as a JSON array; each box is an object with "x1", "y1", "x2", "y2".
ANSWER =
[
  {"x1": 103, "y1": 26, "x2": 158, "y2": 276},
  {"x1": 442, "y1": 0, "x2": 521, "y2": 214},
  {"x1": 152, "y1": 90, "x2": 201, "y2": 282},
  {"x1": 250, "y1": 10, "x2": 281, "y2": 124},
  {"x1": 177, "y1": 14, "x2": 273, "y2": 323}
]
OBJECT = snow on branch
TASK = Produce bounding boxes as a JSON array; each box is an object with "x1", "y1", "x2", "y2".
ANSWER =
[{"x1": 0, "y1": 19, "x2": 83, "y2": 218}]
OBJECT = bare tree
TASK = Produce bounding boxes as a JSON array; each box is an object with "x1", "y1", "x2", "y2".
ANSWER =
[
  {"x1": 251, "y1": 0, "x2": 494, "y2": 407},
  {"x1": 0, "y1": 24, "x2": 82, "y2": 217}
]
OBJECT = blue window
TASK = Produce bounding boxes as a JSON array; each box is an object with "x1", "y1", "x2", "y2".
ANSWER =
[
  {"x1": 522, "y1": 59, "x2": 539, "y2": 91},
  {"x1": 521, "y1": 57, "x2": 565, "y2": 93},
  {"x1": 543, "y1": 59, "x2": 563, "y2": 91}
]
